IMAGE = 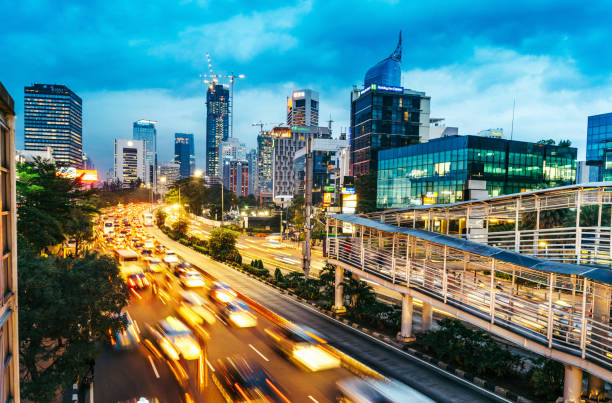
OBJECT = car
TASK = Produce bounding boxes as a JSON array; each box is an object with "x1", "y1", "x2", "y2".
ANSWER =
[
  {"x1": 212, "y1": 356, "x2": 291, "y2": 403},
  {"x1": 148, "y1": 316, "x2": 201, "y2": 361},
  {"x1": 179, "y1": 270, "x2": 205, "y2": 288},
  {"x1": 118, "y1": 397, "x2": 159, "y2": 403},
  {"x1": 111, "y1": 311, "x2": 140, "y2": 350},
  {"x1": 336, "y1": 377, "x2": 434, "y2": 403},
  {"x1": 163, "y1": 250, "x2": 179, "y2": 265},
  {"x1": 127, "y1": 272, "x2": 150, "y2": 290},
  {"x1": 140, "y1": 249, "x2": 153, "y2": 258},
  {"x1": 177, "y1": 291, "x2": 216, "y2": 325},
  {"x1": 209, "y1": 282, "x2": 237, "y2": 305},
  {"x1": 174, "y1": 261, "x2": 194, "y2": 277},
  {"x1": 220, "y1": 300, "x2": 258, "y2": 328},
  {"x1": 146, "y1": 258, "x2": 164, "y2": 273},
  {"x1": 265, "y1": 323, "x2": 341, "y2": 371},
  {"x1": 144, "y1": 239, "x2": 155, "y2": 249},
  {"x1": 155, "y1": 245, "x2": 166, "y2": 254}
]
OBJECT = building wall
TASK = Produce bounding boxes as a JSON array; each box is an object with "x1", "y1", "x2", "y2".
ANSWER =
[
  {"x1": 0, "y1": 82, "x2": 20, "y2": 402},
  {"x1": 24, "y1": 83, "x2": 83, "y2": 167},
  {"x1": 377, "y1": 135, "x2": 577, "y2": 208},
  {"x1": 256, "y1": 132, "x2": 274, "y2": 195},
  {"x1": 586, "y1": 112, "x2": 612, "y2": 181},
  {"x1": 287, "y1": 89, "x2": 319, "y2": 127},
  {"x1": 133, "y1": 120, "x2": 157, "y2": 185},
  {"x1": 273, "y1": 132, "x2": 305, "y2": 203},
  {"x1": 206, "y1": 84, "x2": 229, "y2": 176},
  {"x1": 157, "y1": 162, "x2": 180, "y2": 193},
  {"x1": 174, "y1": 133, "x2": 195, "y2": 179},
  {"x1": 114, "y1": 139, "x2": 146, "y2": 186}
]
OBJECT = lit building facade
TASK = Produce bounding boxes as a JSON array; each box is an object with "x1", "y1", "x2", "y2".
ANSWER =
[
  {"x1": 256, "y1": 131, "x2": 274, "y2": 196},
  {"x1": 24, "y1": 83, "x2": 83, "y2": 167},
  {"x1": 586, "y1": 112, "x2": 612, "y2": 182},
  {"x1": 174, "y1": 133, "x2": 195, "y2": 179},
  {"x1": 223, "y1": 160, "x2": 250, "y2": 197},
  {"x1": 133, "y1": 120, "x2": 157, "y2": 185},
  {"x1": 377, "y1": 135, "x2": 577, "y2": 208},
  {"x1": 157, "y1": 162, "x2": 180, "y2": 193},
  {"x1": 114, "y1": 139, "x2": 146, "y2": 187},
  {"x1": 206, "y1": 84, "x2": 229, "y2": 176},
  {"x1": 246, "y1": 149, "x2": 257, "y2": 196},
  {"x1": 0, "y1": 82, "x2": 20, "y2": 402},
  {"x1": 218, "y1": 137, "x2": 247, "y2": 176},
  {"x1": 287, "y1": 89, "x2": 319, "y2": 127}
]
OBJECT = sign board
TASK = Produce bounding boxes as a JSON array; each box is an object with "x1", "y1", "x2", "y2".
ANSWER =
[
  {"x1": 323, "y1": 192, "x2": 332, "y2": 205},
  {"x1": 341, "y1": 187, "x2": 355, "y2": 194},
  {"x1": 324, "y1": 185, "x2": 335, "y2": 192},
  {"x1": 342, "y1": 193, "x2": 357, "y2": 214},
  {"x1": 342, "y1": 222, "x2": 354, "y2": 234},
  {"x1": 467, "y1": 218, "x2": 484, "y2": 229}
]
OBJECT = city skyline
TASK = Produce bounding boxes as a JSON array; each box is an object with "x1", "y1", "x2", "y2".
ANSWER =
[{"x1": 3, "y1": 1, "x2": 612, "y2": 175}]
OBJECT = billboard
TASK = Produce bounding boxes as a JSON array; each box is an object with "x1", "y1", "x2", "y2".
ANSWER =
[{"x1": 342, "y1": 193, "x2": 357, "y2": 214}]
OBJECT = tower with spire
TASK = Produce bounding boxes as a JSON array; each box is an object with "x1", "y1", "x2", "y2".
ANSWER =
[{"x1": 364, "y1": 31, "x2": 402, "y2": 87}]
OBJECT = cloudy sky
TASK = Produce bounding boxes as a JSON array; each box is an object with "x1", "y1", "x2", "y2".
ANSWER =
[{"x1": 3, "y1": 0, "x2": 612, "y2": 176}]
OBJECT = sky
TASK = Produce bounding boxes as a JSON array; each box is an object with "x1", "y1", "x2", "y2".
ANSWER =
[{"x1": 3, "y1": 0, "x2": 612, "y2": 177}]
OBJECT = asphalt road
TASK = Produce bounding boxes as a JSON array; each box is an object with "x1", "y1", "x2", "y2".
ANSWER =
[{"x1": 147, "y1": 225, "x2": 501, "y2": 403}]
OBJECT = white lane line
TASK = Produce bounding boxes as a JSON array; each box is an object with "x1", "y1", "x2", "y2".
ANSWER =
[
  {"x1": 248, "y1": 344, "x2": 270, "y2": 362},
  {"x1": 90, "y1": 382, "x2": 94, "y2": 403},
  {"x1": 308, "y1": 396, "x2": 319, "y2": 403},
  {"x1": 206, "y1": 358, "x2": 215, "y2": 372},
  {"x1": 147, "y1": 355, "x2": 160, "y2": 378}
]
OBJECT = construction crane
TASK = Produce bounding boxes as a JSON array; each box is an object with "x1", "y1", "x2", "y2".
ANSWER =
[{"x1": 251, "y1": 121, "x2": 283, "y2": 132}]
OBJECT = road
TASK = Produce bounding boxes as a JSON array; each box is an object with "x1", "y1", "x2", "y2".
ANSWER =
[{"x1": 147, "y1": 225, "x2": 502, "y2": 403}]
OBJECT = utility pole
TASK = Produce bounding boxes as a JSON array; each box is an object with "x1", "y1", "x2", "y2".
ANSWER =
[{"x1": 303, "y1": 133, "x2": 313, "y2": 279}]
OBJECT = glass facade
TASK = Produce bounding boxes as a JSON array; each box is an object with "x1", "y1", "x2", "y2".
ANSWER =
[
  {"x1": 24, "y1": 83, "x2": 83, "y2": 167},
  {"x1": 256, "y1": 132, "x2": 274, "y2": 194},
  {"x1": 364, "y1": 33, "x2": 402, "y2": 87},
  {"x1": 206, "y1": 84, "x2": 229, "y2": 176},
  {"x1": 133, "y1": 120, "x2": 157, "y2": 185},
  {"x1": 174, "y1": 133, "x2": 195, "y2": 179},
  {"x1": 377, "y1": 135, "x2": 577, "y2": 208},
  {"x1": 293, "y1": 150, "x2": 339, "y2": 206},
  {"x1": 350, "y1": 87, "x2": 424, "y2": 176},
  {"x1": 586, "y1": 112, "x2": 612, "y2": 181}
]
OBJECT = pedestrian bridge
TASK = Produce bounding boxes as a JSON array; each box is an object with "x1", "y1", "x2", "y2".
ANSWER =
[{"x1": 325, "y1": 212, "x2": 612, "y2": 399}]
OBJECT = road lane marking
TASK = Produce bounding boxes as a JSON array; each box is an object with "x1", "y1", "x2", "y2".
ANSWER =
[
  {"x1": 206, "y1": 358, "x2": 215, "y2": 372},
  {"x1": 248, "y1": 344, "x2": 270, "y2": 362},
  {"x1": 308, "y1": 396, "x2": 319, "y2": 403},
  {"x1": 132, "y1": 319, "x2": 140, "y2": 334},
  {"x1": 148, "y1": 355, "x2": 160, "y2": 378}
]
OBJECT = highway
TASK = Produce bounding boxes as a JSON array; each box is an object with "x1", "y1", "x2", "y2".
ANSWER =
[{"x1": 147, "y1": 225, "x2": 501, "y2": 403}]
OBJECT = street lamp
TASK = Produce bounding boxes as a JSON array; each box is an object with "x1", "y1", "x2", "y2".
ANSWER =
[{"x1": 193, "y1": 169, "x2": 203, "y2": 178}]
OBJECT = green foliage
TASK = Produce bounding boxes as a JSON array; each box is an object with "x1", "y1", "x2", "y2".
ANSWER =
[
  {"x1": 155, "y1": 209, "x2": 167, "y2": 227},
  {"x1": 96, "y1": 185, "x2": 153, "y2": 208},
  {"x1": 208, "y1": 227, "x2": 239, "y2": 262},
  {"x1": 288, "y1": 196, "x2": 305, "y2": 228},
  {"x1": 536, "y1": 139, "x2": 556, "y2": 145},
  {"x1": 274, "y1": 268, "x2": 284, "y2": 283},
  {"x1": 528, "y1": 357, "x2": 564, "y2": 401},
  {"x1": 18, "y1": 240, "x2": 128, "y2": 401},
  {"x1": 356, "y1": 171, "x2": 378, "y2": 213},
  {"x1": 171, "y1": 217, "x2": 189, "y2": 237},
  {"x1": 557, "y1": 139, "x2": 572, "y2": 147},
  {"x1": 165, "y1": 179, "x2": 238, "y2": 218}
]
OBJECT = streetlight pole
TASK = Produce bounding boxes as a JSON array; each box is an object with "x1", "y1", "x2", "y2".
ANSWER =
[{"x1": 303, "y1": 133, "x2": 313, "y2": 280}]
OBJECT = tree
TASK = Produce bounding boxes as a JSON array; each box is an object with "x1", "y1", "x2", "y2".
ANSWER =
[
  {"x1": 63, "y1": 208, "x2": 95, "y2": 256},
  {"x1": 19, "y1": 240, "x2": 128, "y2": 401},
  {"x1": 208, "y1": 227, "x2": 239, "y2": 261},
  {"x1": 288, "y1": 196, "x2": 305, "y2": 228},
  {"x1": 356, "y1": 171, "x2": 378, "y2": 213},
  {"x1": 536, "y1": 139, "x2": 556, "y2": 145},
  {"x1": 529, "y1": 357, "x2": 564, "y2": 401},
  {"x1": 558, "y1": 139, "x2": 572, "y2": 147},
  {"x1": 172, "y1": 217, "x2": 189, "y2": 237},
  {"x1": 155, "y1": 209, "x2": 167, "y2": 227}
]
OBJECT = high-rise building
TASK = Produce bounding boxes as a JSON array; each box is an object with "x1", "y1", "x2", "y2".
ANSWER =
[
  {"x1": 218, "y1": 137, "x2": 247, "y2": 175},
  {"x1": 0, "y1": 82, "x2": 20, "y2": 401},
  {"x1": 586, "y1": 112, "x2": 612, "y2": 182},
  {"x1": 377, "y1": 135, "x2": 577, "y2": 208},
  {"x1": 576, "y1": 161, "x2": 594, "y2": 184},
  {"x1": 114, "y1": 139, "x2": 146, "y2": 187},
  {"x1": 133, "y1": 120, "x2": 157, "y2": 185},
  {"x1": 206, "y1": 84, "x2": 229, "y2": 176},
  {"x1": 24, "y1": 83, "x2": 83, "y2": 167},
  {"x1": 256, "y1": 131, "x2": 275, "y2": 197},
  {"x1": 223, "y1": 160, "x2": 250, "y2": 197},
  {"x1": 364, "y1": 32, "x2": 402, "y2": 88},
  {"x1": 175, "y1": 133, "x2": 195, "y2": 179},
  {"x1": 246, "y1": 149, "x2": 257, "y2": 196},
  {"x1": 287, "y1": 89, "x2": 319, "y2": 127},
  {"x1": 157, "y1": 162, "x2": 181, "y2": 193}
]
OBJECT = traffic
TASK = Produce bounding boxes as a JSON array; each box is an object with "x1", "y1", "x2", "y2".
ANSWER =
[{"x1": 94, "y1": 203, "x2": 433, "y2": 403}]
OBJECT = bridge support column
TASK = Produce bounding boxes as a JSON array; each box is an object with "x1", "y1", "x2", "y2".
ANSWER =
[
  {"x1": 421, "y1": 302, "x2": 433, "y2": 332},
  {"x1": 333, "y1": 266, "x2": 346, "y2": 314},
  {"x1": 399, "y1": 294, "x2": 414, "y2": 341},
  {"x1": 587, "y1": 374, "x2": 606, "y2": 400},
  {"x1": 563, "y1": 365, "x2": 583, "y2": 403}
]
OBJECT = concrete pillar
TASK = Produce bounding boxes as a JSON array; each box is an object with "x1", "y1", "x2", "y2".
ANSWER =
[
  {"x1": 587, "y1": 374, "x2": 605, "y2": 400},
  {"x1": 422, "y1": 302, "x2": 433, "y2": 332},
  {"x1": 400, "y1": 294, "x2": 413, "y2": 340},
  {"x1": 333, "y1": 266, "x2": 346, "y2": 314},
  {"x1": 563, "y1": 365, "x2": 583, "y2": 403}
]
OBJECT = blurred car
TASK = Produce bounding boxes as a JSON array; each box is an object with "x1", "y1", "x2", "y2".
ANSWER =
[
  {"x1": 144, "y1": 239, "x2": 155, "y2": 249},
  {"x1": 163, "y1": 250, "x2": 179, "y2": 265},
  {"x1": 155, "y1": 245, "x2": 166, "y2": 254},
  {"x1": 127, "y1": 273, "x2": 150, "y2": 290},
  {"x1": 221, "y1": 300, "x2": 258, "y2": 328},
  {"x1": 177, "y1": 291, "x2": 216, "y2": 325},
  {"x1": 209, "y1": 282, "x2": 237, "y2": 305},
  {"x1": 118, "y1": 397, "x2": 159, "y2": 403},
  {"x1": 336, "y1": 377, "x2": 433, "y2": 403},
  {"x1": 265, "y1": 323, "x2": 340, "y2": 372},
  {"x1": 179, "y1": 270, "x2": 205, "y2": 288},
  {"x1": 212, "y1": 356, "x2": 291, "y2": 403},
  {"x1": 140, "y1": 249, "x2": 153, "y2": 259},
  {"x1": 148, "y1": 316, "x2": 201, "y2": 361},
  {"x1": 111, "y1": 311, "x2": 140, "y2": 350},
  {"x1": 146, "y1": 258, "x2": 164, "y2": 273},
  {"x1": 174, "y1": 261, "x2": 194, "y2": 277}
]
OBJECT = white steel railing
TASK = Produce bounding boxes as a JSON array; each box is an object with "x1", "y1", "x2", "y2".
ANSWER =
[{"x1": 327, "y1": 223, "x2": 612, "y2": 371}]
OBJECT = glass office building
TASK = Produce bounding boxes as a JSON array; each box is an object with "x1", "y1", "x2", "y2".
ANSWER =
[
  {"x1": 133, "y1": 119, "x2": 157, "y2": 185},
  {"x1": 174, "y1": 133, "x2": 195, "y2": 179},
  {"x1": 586, "y1": 112, "x2": 612, "y2": 181},
  {"x1": 206, "y1": 84, "x2": 229, "y2": 176},
  {"x1": 377, "y1": 135, "x2": 577, "y2": 208},
  {"x1": 364, "y1": 32, "x2": 402, "y2": 88},
  {"x1": 24, "y1": 83, "x2": 83, "y2": 167}
]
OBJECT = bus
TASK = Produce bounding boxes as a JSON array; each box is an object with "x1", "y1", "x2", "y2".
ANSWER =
[
  {"x1": 143, "y1": 212, "x2": 154, "y2": 227},
  {"x1": 114, "y1": 248, "x2": 142, "y2": 275}
]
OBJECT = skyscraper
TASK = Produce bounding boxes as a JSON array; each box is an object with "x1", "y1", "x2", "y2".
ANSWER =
[
  {"x1": 175, "y1": 133, "x2": 195, "y2": 179},
  {"x1": 133, "y1": 120, "x2": 157, "y2": 185},
  {"x1": 287, "y1": 89, "x2": 319, "y2": 127},
  {"x1": 246, "y1": 149, "x2": 257, "y2": 196},
  {"x1": 114, "y1": 139, "x2": 146, "y2": 187},
  {"x1": 0, "y1": 82, "x2": 20, "y2": 401},
  {"x1": 24, "y1": 83, "x2": 83, "y2": 167},
  {"x1": 206, "y1": 84, "x2": 229, "y2": 176},
  {"x1": 364, "y1": 32, "x2": 402, "y2": 88},
  {"x1": 256, "y1": 131, "x2": 274, "y2": 197},
  {"x1": 586, "y1": 112, "x2": 612, "y2": 182},
  {"x1": 218, "y1": 137, "x2": 247, "y2": 175}
]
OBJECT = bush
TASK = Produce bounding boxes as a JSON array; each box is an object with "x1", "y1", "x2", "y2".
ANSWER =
[
  {"x1": 192, "y1": 245, "x2": 208, "y2": 255},
  {"x1": 179, "y1": 238, "x2": 191, "y2": 246},
  {"x1": 529, "y1": 357, "x2": 564, "y2": 401},
  {"x1": 243, "y1": 263, "x2": 269, "y2": 278}
]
